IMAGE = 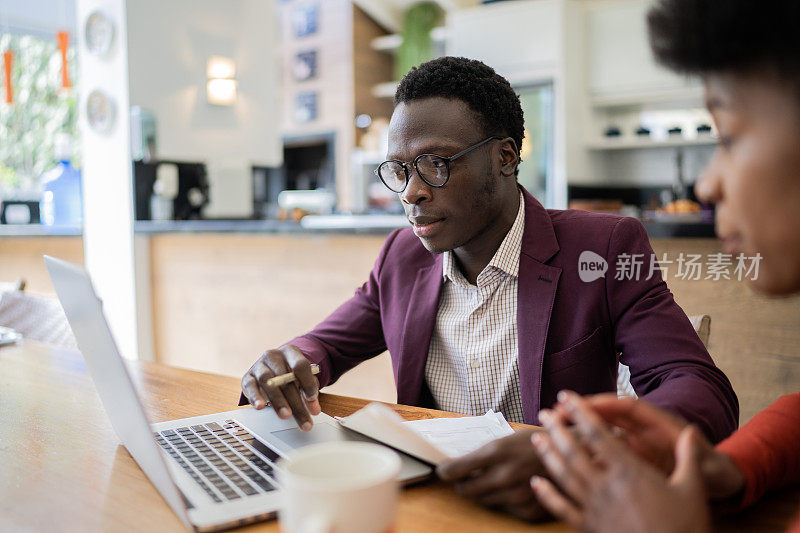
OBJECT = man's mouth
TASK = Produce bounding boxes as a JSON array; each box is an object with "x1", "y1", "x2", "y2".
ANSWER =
[{"x1": 409, "y1": 217, "x2": 445, "y2": 238}]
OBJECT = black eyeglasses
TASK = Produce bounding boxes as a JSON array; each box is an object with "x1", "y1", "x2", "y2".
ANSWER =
[{"x1": 374, "y1": 136, "x2": 503, "y2": 193}]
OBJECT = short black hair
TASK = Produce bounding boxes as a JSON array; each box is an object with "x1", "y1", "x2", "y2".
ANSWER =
[
  {"x1": 648, "y1": 0, "x2": 800, "y2": 86},
  {"x1": 394, "y1": 57, "x2": 524, "y2": 171}
]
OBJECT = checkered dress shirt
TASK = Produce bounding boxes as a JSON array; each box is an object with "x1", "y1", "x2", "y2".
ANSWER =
[{"x1": 424, "y1": 191, "x2": 526, "y2": 423}]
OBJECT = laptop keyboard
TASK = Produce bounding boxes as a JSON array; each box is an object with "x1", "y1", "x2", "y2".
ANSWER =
[{"x1": 154, "y1": 420, "x2": 280, "y2": 503}]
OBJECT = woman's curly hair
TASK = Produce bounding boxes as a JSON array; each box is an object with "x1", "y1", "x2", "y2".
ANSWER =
[{"x1": 648, "y1": 0, "x2": 800, "y2": 88}]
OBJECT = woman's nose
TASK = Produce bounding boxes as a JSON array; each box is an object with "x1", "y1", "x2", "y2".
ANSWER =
[{"x1": 695, "y1": 150, "x2": 724, "y2": 205}]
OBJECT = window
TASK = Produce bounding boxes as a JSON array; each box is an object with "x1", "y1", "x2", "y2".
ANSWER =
[{"x1": 0, "y1": 33, "x2": 79, "y2": 198}]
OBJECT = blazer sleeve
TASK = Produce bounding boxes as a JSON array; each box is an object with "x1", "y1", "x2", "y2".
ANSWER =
[
  {"x1": 238, "y1": 229, "x2": 400, "y2": 408},
  {"x1": 606, "y1": 217, "x2": 739, "y2": 443},
  {"x1": 284, "y1": 229, "x2": 399, "y2": 389}
]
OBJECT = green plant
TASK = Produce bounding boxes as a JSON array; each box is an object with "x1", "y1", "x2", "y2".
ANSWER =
[
  {"x1": 0, "y1": 33, "x2": 79, "y2": 197},
  {"x1": 395, "y1": 2, "x2": 442, "y2": 81}
]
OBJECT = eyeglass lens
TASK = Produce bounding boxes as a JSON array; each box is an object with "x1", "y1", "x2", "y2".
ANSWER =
[
  {"x1": 378, "y1": 161, "x2": 407, "y2": 192},
  {"x1": 378, "y1": 155, "x2": 448, "y2": 192},
  {"x1": 416, "y1": 155, "x2": 448, "y2": 185}
]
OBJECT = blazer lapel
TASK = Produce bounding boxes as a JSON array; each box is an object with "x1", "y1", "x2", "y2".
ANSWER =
[
  {"x1": 517, "y1": 256, "x2": 561, "y2": 425},
  {"x1": 396, "y1": 257, "x2": 443, "y2": 406},
  {"x1": 517, "y1": 187, "x2": 562, "y2": 425}
]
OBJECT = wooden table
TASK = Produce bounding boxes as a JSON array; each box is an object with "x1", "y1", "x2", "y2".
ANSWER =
[{"x1": 1, "y1": 341, "x2": 798, "y2": 532}]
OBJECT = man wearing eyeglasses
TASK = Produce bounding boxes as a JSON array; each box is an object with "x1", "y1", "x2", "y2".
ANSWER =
[{"x1": 241, "y1": 57, "x2": 738, "y2": 520}]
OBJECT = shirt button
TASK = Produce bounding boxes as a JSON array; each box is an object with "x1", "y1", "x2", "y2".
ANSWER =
[{"x1": 470, "y1": 358, "x2": 480, "y2": 368}]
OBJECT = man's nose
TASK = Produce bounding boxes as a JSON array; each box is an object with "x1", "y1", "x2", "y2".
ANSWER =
[
  {"x1": 694, "y1": 149, "x2": 724, "y2": 204},
  {"x1": 401, "y1": 167, "x2": 432, "y2": 206}
]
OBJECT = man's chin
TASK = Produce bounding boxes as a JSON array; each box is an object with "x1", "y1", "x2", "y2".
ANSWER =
[{"x1": 416, "y1": 235, "x2": 449, "y2": 255}]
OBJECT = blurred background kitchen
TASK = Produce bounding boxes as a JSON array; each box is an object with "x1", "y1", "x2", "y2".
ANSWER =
[{"x1": 2, "y1": 0, "x2": 798, "y2": 425}]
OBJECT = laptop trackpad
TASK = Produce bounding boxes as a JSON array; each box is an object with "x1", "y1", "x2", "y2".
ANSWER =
[
  {"x1": 270, "y1": 421, "x2": 351, "y2": 448},
  {"x1": 270, "y1": 421, "x2": 432, "y2": 484}
]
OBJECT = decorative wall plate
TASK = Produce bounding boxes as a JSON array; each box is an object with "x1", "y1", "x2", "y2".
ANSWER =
[
  {"x1": 85, "y1": 10, "x2": 115, "y2": 56},
  {"x1": 86, "y1": 89, "x2": 116, "y2": 134}
]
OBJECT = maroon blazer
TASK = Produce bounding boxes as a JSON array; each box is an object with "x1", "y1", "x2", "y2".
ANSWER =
[{"x1": 253, "y1": 188, "x2": 739, "y2": 443}]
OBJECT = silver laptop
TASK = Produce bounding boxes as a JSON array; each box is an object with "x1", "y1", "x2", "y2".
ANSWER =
[{"x1": 44, "y1": 255, "x2": 432, "y2": 532}]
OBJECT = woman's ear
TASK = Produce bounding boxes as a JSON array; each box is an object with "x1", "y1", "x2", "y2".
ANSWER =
[{"x1": 499, "y1": 138, "x2": 519, "y2": 177}]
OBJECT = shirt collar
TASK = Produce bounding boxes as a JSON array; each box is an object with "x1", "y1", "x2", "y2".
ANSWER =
[{"x1": 442, "y1": 190, "x2": 526, "y2": 284}]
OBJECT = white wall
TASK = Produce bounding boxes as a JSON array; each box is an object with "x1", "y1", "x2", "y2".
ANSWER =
[
  {"x1": 556, "y1": 0, "x2": 592, "y2": 205},
  {"x1": 76, "y1": 0, "x2": 138, "y2": 360},
  {"x1": 126, "y1": 0, "x2": 281, "y2": 217}
]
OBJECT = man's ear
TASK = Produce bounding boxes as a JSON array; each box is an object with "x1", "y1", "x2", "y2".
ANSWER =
[{"x1": 499, "y1": 138, "x2": 519, "y2": 177}]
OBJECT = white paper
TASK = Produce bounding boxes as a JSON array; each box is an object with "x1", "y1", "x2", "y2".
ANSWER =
[
  {"x1": 403, "y1": 410, "x2": 514, "y2": 458},
  {"x1": 336, "y1": 403, "x2": 514, "y2": 465},
  {"x1": 336, "y1": 403, "x2": 450, "y2": 464}
]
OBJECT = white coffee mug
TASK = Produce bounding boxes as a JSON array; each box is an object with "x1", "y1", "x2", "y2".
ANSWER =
[{"x1": 278, "y1": 441, "x2": 401, "y2": 533}]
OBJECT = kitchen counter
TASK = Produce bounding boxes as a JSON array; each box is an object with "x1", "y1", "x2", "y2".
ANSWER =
[
  {"x1": 134, "y1": 215, "x2": 408, "y2": 235},
  {"x1": 0, "y1": 225, "x2": 81, "y2": 237},
  {"x1": 131, "y1": 217, "x2": 718, "y2": 239},
  {"x1": 0, "y1": 217, "x2": 716, "y2": 238},
  {"x1": 134, "y1": 219, "x2": 304, "y2": 234}
]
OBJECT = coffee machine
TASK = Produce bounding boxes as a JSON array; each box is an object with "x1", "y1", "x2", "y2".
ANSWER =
[{"x1": 133, "y1": 160, "x2": 209, "y2": 220}]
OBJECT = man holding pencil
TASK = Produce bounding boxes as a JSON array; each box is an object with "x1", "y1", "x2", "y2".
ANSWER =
[{"x1": 240, "y1": 57, "x2": 738, "y2": 521}]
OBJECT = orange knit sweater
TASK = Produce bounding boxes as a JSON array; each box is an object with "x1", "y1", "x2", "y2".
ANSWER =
[{"x1": 716, "y1": 393, "x2": 800, "y2": 533}]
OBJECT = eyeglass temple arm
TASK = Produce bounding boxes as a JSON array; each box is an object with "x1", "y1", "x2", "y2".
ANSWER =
[{"x1": 447, "y1": 136, "x2": 505, "y2": 162}]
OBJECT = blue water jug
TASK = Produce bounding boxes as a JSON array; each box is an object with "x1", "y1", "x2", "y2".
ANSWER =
[{"x1": 40, "y1": 134, "x2": 82, "y2": 227}]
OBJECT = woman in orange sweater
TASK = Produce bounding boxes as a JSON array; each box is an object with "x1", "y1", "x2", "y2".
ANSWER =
[{"x1": 528, "y1": 0, "x2": 800, "y2": 532}]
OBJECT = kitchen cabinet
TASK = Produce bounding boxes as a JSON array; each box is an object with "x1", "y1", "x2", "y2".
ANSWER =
[
  {"x1": 586, "y1": 0, "x2": 699, "y2": 101},
  {"x1": 447, "y1": 0, "x2": 560, "y2": 83},
  {"x1": 581, "y1": 0, "x2": 712, "y2": 187},
  {"x1": 0, "y1": 235, "x2": 83, "y2": 293}
]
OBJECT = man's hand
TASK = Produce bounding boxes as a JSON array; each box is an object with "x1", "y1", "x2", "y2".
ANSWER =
[
  {"x1": 531, "y1": 392, "x2": 713, "y2": 533},
  {"x1": 241, "y1": 345, "x2": 321, "y2": 431},
  {"x1": 558, "y1": 393, "x2": 745, "y2": 500},
  {"x1": 436, "y1": 429, "x2": 549, "y2": 521}
]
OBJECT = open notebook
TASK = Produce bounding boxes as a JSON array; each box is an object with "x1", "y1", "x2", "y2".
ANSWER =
[{"x1": 335, "y1": 403, "x2": 514, "y2": 465}]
